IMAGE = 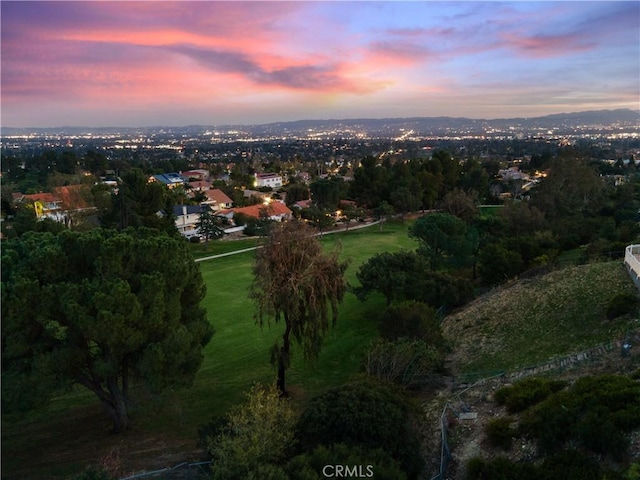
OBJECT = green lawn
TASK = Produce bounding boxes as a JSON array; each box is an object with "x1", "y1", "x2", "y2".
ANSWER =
[
  {"x1": 479, "y1": 204, "x2": 503, "y2": 217},
  {"x1": 1, "y1": 220, "x2": 419, "y2": 478},
  {"x1": 171, "y1": 220, "x2": 419, "y2": 426},
  {"x1": 188, "y1": 236, "x2": 259, "y2": 259}
]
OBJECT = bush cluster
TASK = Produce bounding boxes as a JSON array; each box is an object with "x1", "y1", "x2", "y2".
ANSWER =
[
  {"x1": 286, "y1": 443, "x2": 407, "y2": 480},
  {"x1": 606, "y1": 292, "x2": 639, "y2": 319},
  {"x1": 494, "y1": 377, "x2": 566, "y2": 413},
  {"x1": 202, "y1": 379, "x2": 425, "y2": 480},
  {"x1": 520, "y1": 375, "x2": 640, "y2": 459},
  {"x1": 466, "y1": 450, "x2": 614, "y2": 480},
  {"x1": 474, "y1": 375, "x2": 640, "y2": 479},
  {"x1": 295, "y1": 379, "x2": 424, "y2": 479},
  {"x1": 378, "y1": 301, "x2": 441, "y2": 342},
  {"x1": 364, "y1": 338, "x2": 443, "y2": 387},
  {"x1": 484, "y1": 417, "x2": 515, "y2": 450}
]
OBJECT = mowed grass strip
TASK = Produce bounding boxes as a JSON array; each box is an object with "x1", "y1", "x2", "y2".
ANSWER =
[
  {"x1": 188, "y1": 236, "x2": 259, "y2": 259},
  {"x1": 1, "y1": 221, "x2": 418, "y2": 478},
  {"x1": 443, "y1": 261, "x2": 638, "y2": 374}
]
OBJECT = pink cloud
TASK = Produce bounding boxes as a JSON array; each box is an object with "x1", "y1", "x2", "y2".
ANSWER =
[
  {"x1": 366, "y1": 40, "x2": 432, "y2": 66},
  {"x1": 2, "y1": 1, "x2": 396, "y2": 105},
  {"x1": 501, "y1": 32, "x2": 596, "y2": 58}
]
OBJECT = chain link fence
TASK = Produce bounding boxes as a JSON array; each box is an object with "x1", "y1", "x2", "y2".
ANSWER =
[{"x1": 119, "y1": 461, "x2": 212, "y2": 480}]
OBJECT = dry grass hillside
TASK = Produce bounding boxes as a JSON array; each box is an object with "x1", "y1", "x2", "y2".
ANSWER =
[{"x1": 442, "y1": 261, "x2": 639, "y2": 375}]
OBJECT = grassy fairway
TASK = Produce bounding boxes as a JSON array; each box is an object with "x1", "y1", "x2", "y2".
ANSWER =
[
  {"x1": 1, "y1": 221, "x2": 418, "y2": 478},
  {"x1": 188, "y1": 236, "x2": 259, "y2": 259},
  {"x1": 479, "y1": 204, "x2": 503, "y2": 217},
  {"x1": 172, "y1": 220, "x2": 419, "y2": 424}
]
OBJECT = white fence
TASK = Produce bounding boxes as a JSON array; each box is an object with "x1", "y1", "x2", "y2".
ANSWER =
[{"x1": 624, "y1": 244, "x2": 640, "y2": 290}]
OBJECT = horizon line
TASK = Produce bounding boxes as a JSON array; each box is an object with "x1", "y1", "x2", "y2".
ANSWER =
[{"x1": 2, "y1": 108, "x2": 639, "y2": 131}]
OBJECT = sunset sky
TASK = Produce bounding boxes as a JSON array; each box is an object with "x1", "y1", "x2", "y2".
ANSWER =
[{"x1": 2, "y1": 1, "x2": 639, "y2": 128}]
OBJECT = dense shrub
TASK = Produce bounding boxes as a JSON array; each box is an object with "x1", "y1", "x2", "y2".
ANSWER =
[
  {"x1": 378, "y1": 300, "x2": 441, "y2": 342},
  {"x1": 539, "y1": 450, "x2": 612, "y2": 480},
  {"x1": 466, "y1": 450, "x2": 619, "y2": 480},
  {"x1": 206, "y1": 384, "x2": 297, "y2": 480},
  {"x1": 364, "y1": 338, "x2": 444, "y2": 387},
  {"x1": 575, "y1": 406, "x2": 629, "y2": 460},
  {"x1": 478, "y1": 242, "x2": 523, "y2": 286},
  {"x1": 484, "y1": 417, "x2": 515, "y2": 450},
  {"x1": 354, "y1": 251, "x2": 474, "y2": 308},
  {"x1": 295, "y1": 379, "x2": 424, "y2": 479},
  {"x1": 519, "y1": 389, "x2": 576, "y2": 452},
  {"x1": 494, "y1": 377, "x2": 566, "y2": 413},
  {"x1": 415, "y1": 271, "x2": 475, "y2": 308},
  {"x1": 606, "y1": 292, "x2": 638, "y2": 319},
  {"x1": 624, "y1": 463, "x2": 640, "y2": 480},
  {"x1": 70, "y1": 467, "x2": 115, "y2": 480},
  {"x1": 286, "y1": 443, "x2": 407, "y2": 480},
  {"x1": 520, "y1": 375, "x2": 640, "y2": 458},
  {"x1": 465, "y1": 456, "x2": 541, "y2": 480}
]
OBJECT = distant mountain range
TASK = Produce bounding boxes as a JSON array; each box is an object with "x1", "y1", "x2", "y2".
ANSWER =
[{"x1": 2, "y1": 109, "x2": 638, "y2": 137}]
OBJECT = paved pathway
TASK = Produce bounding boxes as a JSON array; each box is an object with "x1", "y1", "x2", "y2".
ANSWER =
[{"x1": 194, "y1": 219, "x2": 382, "y2": 262}]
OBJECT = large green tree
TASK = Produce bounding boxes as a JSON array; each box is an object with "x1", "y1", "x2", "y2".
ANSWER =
[
  {"x1": 354, "y1": 250, "x2": 428, "y2": 306},
  {"x1": 349, "y1": 156, "x2": 389, "y2": 208},
  {"x1": 309, "y1": 177, "x2": 345, "y2": 211},
  {"x1": 196, "y1": 204, "x2": 227, "y2": 247},
  {"x1": 250, "y1": 220, "x2": 348, "y2": 394},
  {"x1": 530, "y1": 157, "x2": 604, "y2": 219},
  {"x1": 409, "y1": 213, "x2": 476, "y2": 270},
  {"x1": 101, "y1": 168, "x2": 177, "y2": 234},
  {"x1": 354, "y1": 250, "x2": 473, "y2": 309},
  {"x1": 1, "y1": 228, "x2": 213, "y2": 432}
]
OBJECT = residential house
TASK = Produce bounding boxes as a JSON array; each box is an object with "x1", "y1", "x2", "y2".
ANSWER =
[
  {"x1": 188, "y1": 180, "x2": 212, "y2": 192},
  {"x1": 19, "y1": 192, "x2": 64, "y2": 220},
  {"x1": 499, "y1": 167, "x2": 530, "y2": 182},
  {"x1": 15, "y1": 186, "x2": 92, "y2": 226},
  {"x1": 182, "y1": 169, "x2": 210, "y2": 181},
  {"x1": 173, "y1": 204, "x2": 203, "y2": 238},
  {"x1": 243, "y1": 189, "x2": 271, "y2": 203},
  {"x1": 150, "y1": 173, "x2": 186, "y2": 189},
  {"x1": 223, "y1": 201, "x2": 293, "y2": 223},
  {"x1": 292, "y1": 199, "x2": 312, "y2": 209},
  {"x1": 202, "y1": 189, "x2": 233, "y2": 211},
  {"x1": 53, "y1": 185, "x2": 91, "y2": 213},
  {"x1": 254, "y1": 172, "x2": 283, "y2": 189}
]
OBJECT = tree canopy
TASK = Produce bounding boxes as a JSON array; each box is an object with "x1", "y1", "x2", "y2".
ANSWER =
[
  {"x1": 196, "y1": 204, "x2": 227, "y2": 245},
  {"x1": 409, "y1": 213, "x2": 476, "y2": 270},
  {"x1": 250, "y1": 220, "x2": 348, "y2": 394},
  {"x1": 100, "y1": 168, "x2": 177, "y2": 235},
  {"x1": 1, "y1": 228, "x2": 213, "y2": 432},
  {"x1": 354, "y1": 250, "x2": 428, "y2": 306},
  {"x1": 354, "y1": 250, "x2": 474, "y2": 309}
]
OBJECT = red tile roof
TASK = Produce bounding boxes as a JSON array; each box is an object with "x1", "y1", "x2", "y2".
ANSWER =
[
  {"x1": 22, "y1": 192, "x2": 60, "y2": 204},
  {"x1": 53, "y1": 185, "x2": 90, "y2": 210},
  {"x1": 188, "y1": 180, "x2": 212, "y2": 190},
  {"x1": 205, "y1": 188, "x2": 233, "y2": 205},
  {"x1": 231, "y1": 202, "x2": 292, "y2": 219}
]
